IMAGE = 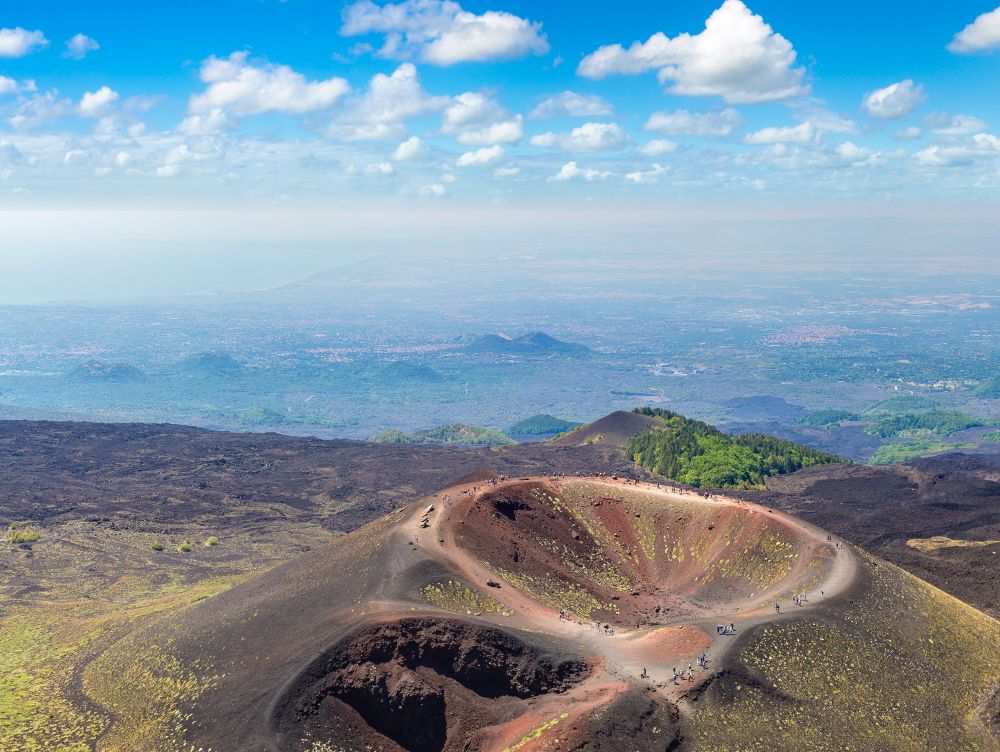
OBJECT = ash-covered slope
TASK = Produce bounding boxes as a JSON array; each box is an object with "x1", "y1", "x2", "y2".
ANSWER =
[
  {"x1": 91, "y1": 477, "x2": 1000, "y2": 752},
  {"x1": 551, "y1": 409, "x2": 661, "y2": 448}
]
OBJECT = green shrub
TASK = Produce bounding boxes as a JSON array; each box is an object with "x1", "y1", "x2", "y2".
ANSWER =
[
  {"x1": 176, "y1": 541, "x2": 192, "y2": 553},
  {"x1": 204, "y1": 536, "x2": 219, "y2": 546},
  {"x1": 3, "y1": 523, "x2": 40, "y2": 544},
  {"x1": 150, "y1": 542, "x2": 164, "y2": 552}
]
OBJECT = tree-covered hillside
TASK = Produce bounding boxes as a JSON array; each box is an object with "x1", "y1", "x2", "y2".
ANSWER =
[
  {"x1": 505, "y1": 414, "x2": 582, "y2": 435},
  {"x1": 864, "y1": 410, "x2": 992, "y2": 438},
  {"x1": 628, "y1": 408, "x2": 843, "y2": 489}
]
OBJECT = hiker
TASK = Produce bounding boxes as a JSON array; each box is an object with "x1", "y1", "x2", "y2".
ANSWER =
[
  {"x1": 728, "y1": 622, "x2": 735, "y2": 634},
  {"x1": 820, "y1": 590, "x2": 825, "y2": 599},
  {"x1": 774, "y1": 602, "x2": 781, "y2": 613},
  {"x1": 672, "y1": 667, "x2": 679, "y2": 684}
]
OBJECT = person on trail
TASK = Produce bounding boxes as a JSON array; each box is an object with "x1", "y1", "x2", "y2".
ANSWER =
[
  {"x1": 716, "y1": 624, "x2": 724, "y2": 634},
  {"x1": 774, "y1": 602, "x2": 781, "y2": 613},
  {"x1": 820, "y1": 590, "x2": 825, "y2": 599},
  {"x1": 672, "y1": 667, "x2": 679, "y2": 685},
  {"x1": 728, "y1": 622, "x2": 735, "y2": 634}
]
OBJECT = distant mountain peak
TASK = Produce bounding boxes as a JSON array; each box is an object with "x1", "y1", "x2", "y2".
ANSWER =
[{"x1": 463, "y1": 331, "x2": 590, "y2": 357}]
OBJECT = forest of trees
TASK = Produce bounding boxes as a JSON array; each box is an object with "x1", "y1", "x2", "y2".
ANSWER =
[
  {"x1": 627, "y1": 408, "x2": 843, "y2": 489},
  {"x1": 864, "y1": 409, "x2": 992, "y2": 438},
  {"x1": 505, "y1": 414, "x2": 581, "y2": 435}
]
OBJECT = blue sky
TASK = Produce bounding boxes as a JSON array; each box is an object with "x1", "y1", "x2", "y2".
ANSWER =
[{"x1": 2, "y1": 0, "x2": 1000, "y2": 206}]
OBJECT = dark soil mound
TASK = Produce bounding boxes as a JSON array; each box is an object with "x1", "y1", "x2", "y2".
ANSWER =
[{"x1": 552, "y1": 410, "x2": 660, "y2": 448}]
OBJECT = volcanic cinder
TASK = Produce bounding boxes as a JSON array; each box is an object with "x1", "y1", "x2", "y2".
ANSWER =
[{"x1": 92, "y1": 476, "x2": 1000, "y2": 752}]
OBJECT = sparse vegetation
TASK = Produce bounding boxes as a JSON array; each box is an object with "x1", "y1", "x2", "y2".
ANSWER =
[
  {"x1": 693, "y1": 556, "x2": 1000, "y2": 751},
  {"x1": 628, "y1": 408, "x2": 842, "y2": 489},
  {"x1": 799, "y1": 409, "x2": 859, "y2": 426},
  {"x1": 370, "y1": 423, "x2": 515, "y2": 446},
  {"x1": 176, "y1": 541, "x2": 192, "y2": 553},
  {"x1": 204, "y1": 536, "x2": 219, "y2": 546},
  {"x1": 422, "y1": 580, "x2": 512, "y2": 616},
  {"x1": 982, "y1": 430, "x2": 1000, "y2": 442},
  {"x1": 906, "y1": 536, "x2": 1000, "y2": 553},
  {"x1": 150, "y1": 542, "x2": 164, "y2": 551},
  {"x1": 3, "y1": 523, "x2": 41, "y2": 544},
  {"x1": 869, "y1": 439, "x2": 975, "y2": 465}
]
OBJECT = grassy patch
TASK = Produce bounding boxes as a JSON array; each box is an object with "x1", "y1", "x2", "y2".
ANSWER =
[
  {"x1": 422, "y1": 580, "x2": 513, "y2": 616},
  {"x1": 3, "y1": 523, "x2": 41, "y2": 544},
  {"x1": 868, "y1": 439, "x2": 975, "y2": 465},
  {"x1": 906, "y1": 536, "x2": 1000, "y2": 553},
  {"x1": 693, "y1": 557, "x2": 1000, "y2": 751}
]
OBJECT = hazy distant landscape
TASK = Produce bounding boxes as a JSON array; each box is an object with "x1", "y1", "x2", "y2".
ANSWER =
[{"x1": 2, "y1": 249, "x2": 997, "y2": 464}]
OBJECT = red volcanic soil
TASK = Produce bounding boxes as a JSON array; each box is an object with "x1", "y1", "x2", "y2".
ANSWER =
[
  {"x1": 132, "y1": 475, "x2": 854, "y2": 752},
  {"x1": 454, "y1": 480, "x2": 839, "y2": 628},
  {"x1": 276, "y1": 618, "x2": 591, "y2": 752}
]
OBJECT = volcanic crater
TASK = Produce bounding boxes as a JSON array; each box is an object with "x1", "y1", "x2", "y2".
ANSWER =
[{"x1": 102, "y1": 475, "x2": 1000, "y2": 752}]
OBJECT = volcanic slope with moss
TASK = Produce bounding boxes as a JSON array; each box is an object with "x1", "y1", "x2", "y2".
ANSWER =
[
  {"x1": 627, "y1": 407, "x2": 843, "y2": 489},
  {"x1": 81, "y1": 476, "x2": 1000, "y2": 752}
]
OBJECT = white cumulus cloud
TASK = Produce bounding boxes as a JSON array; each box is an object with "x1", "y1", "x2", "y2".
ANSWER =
[
  {"x1": 625, "y1": 163, "x2": 666, "y2": 183},
  {"x1": 862, "y1": 79, "x2": 926, "y2": 119},
  {"x1": 189, "y1": 51, "x2": 349, "y2": 117},
  {"x1": 549, "y1": 161, "x2": 612, "y2": 182},
  {"x1": 333, "y1": 63, "x2": 448, "y2": 140},
  {"x1": 0, "y1": 76, "x2": 25, "y2": 96},
  {"x1": 528, "y1": 91, "x2": 613, "y2": 120},
  {"x1": 643, "y1": 108, "x2": 743, "y2": 136},
  {"x1": 530, "y1": 122, "x2": 626, "y2": 151},
  {"x1": 64, "y1": 33, "x2": 99, "y2": 60},
  {"x1": 456, "y1": 144, "x2": 504, "y2": 166},
  {"x1": 178, "y1": 108, "x2": 234, "y2": 135},
  {"x1": 441, "y1": 92, "x2": 523, "y2": 145},
  {"x1": 341, "y1": 0, "x2": 548, "y2": 65},
  {"x1": 948, "y1": 6, "x2": 1000, "y2": 53},
  {"x1": 636, "y1": 139, "x2": 678, "y2": 156},
  {"x1": 744, "y1": 121, "x2": 816, "y2": 144},
  {"x1": 914, "y1": 133, "x2": 1000, "y2": 166},
  {"x1": 78, "y1": 86, "x2": 119, "y2": 117},
  {"x1": 393, "y1": 135, "x2": 427, "y2": 160},
  {"x1": 0, "y1": 27, "x2": 48, "y2": 58},
  {"x1": 929, "y1": 113, "x2": 988, "y2": 136},
  {"x1": 419, "y1": 182, "x2": 447, "y2": 196},
  {"x1": 577, "y1": 0, "x2": 807, "y2": 103}
]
